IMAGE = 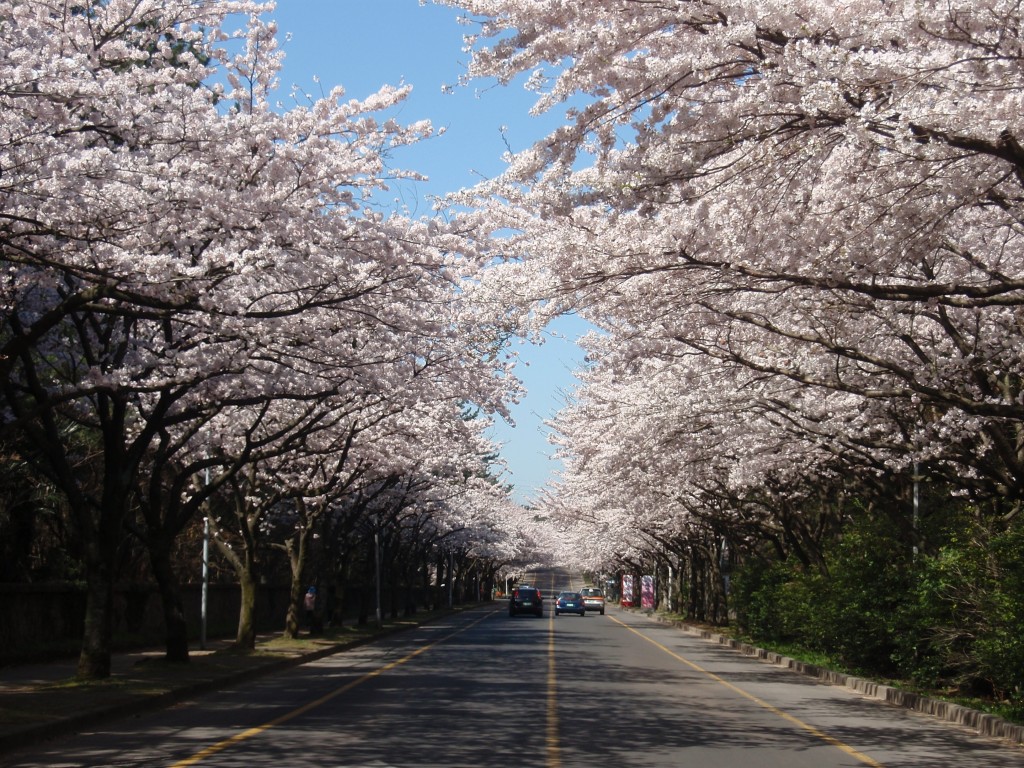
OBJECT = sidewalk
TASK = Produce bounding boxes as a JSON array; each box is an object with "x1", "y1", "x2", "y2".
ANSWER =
[{"x1": 0, "y1": 612, "x2": 458, "y2": 756}]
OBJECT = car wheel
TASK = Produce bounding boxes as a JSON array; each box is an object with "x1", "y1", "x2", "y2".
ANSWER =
[{"x1": 600, "y1": 609, "x2": 605, "y2": 615}]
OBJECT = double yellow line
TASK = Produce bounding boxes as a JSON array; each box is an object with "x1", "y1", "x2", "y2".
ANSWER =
[
  {"x1": 544, "y1": 581, "x2": 561, "y2": 768},
  {"x1": 546, "y1": 573, "x2": 561, "y2": 767}
]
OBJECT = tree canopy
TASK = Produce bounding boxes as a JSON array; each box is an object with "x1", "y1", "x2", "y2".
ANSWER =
[{"x1": 6, "y1": 0, "x2": 1024, "y2": 706}]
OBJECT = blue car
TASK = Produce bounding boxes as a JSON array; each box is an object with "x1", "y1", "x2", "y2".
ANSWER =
[{"x1": 554, "y1": 591, "x2": 585, "y2": 616}]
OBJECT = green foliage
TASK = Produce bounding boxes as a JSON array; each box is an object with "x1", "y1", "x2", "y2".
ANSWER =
[
  {"x1": 731, "y1": 557, "x2": 807, "y2": 644},
  {"x1": 914, "y1": 518, "x2": 1024, "y2": 701},
  {"x1": 0, "y1": 440, "x2": 84, "y2": 582},
  {"x1": 733, "y1": 499, "x2": 1024, "y2": 714},
  {"x1": 808, "y1": 517, "x2": 915, "y2": 675},
  {"x1": 734, "y1": 512, "x2": 914, "y2": 675}
]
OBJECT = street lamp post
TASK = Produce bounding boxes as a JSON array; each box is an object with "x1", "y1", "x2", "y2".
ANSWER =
[
  {"x1": 200, "y1": 462, "x2": 211, "y2": 650},
  {"x1": 374, "y1": 517, "x2": 382, "y2": 628},
  {"x1": 448, "y1": 552, "x2": 454, "y2": 608},
  {"x1": 913, "y1": 462, "x2": 921, "y2": 560},
  {"x1": 201, "y1": 515, "x2": 209, "y2": 649}
]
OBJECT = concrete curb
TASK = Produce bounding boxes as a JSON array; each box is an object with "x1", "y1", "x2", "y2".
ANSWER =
[{"x1": 643, "y1": 611, "x2": 1024, "y2": 747}]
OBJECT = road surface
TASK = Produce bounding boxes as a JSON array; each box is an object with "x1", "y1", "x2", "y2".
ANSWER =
[{"x1": 6, "y1": 567, "x2": 1023, "y2": 767}]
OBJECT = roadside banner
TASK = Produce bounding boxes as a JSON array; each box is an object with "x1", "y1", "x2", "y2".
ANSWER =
[
  {"x1": 621, "y1": 574, "x2": 634, "y2": 607},
  {"x1": 641, "y1": 575, "x2": 654, "y2": 608}
]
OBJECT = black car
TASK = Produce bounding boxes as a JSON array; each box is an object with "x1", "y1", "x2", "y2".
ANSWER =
[{"x1": 509, "y1": 585, "x2": 543, "y2": 617}]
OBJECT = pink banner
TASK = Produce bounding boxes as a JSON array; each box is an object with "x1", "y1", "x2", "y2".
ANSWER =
[{"x1": 641, "y1": 575, "x2": 654, "y2": 608}]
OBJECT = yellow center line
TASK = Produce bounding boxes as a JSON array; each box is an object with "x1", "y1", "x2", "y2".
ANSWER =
[
  {"x1": 547, "y1": 572, "x2": 561, "y2": 768},
  {"x1": 609, "y1": 615, "x2": 886, "y2": 768},
  {"x1": 169, "y1": 610, "x2": 498, "y2": 767}
]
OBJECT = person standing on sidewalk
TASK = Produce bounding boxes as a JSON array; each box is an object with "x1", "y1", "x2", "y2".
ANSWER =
[{"x1": 303, "y1": 586, "x2": 318, "y2": 634}]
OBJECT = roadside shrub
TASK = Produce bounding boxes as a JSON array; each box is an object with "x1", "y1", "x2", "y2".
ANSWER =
[
  {"x1": 733, "y1": 499, "x2": 1024, "y2": 716},
  {"x1": 733, "y1": 510, "x2": 917, "y2": 675},
  {"x1": 914, "y1": 517, "x2": 1024, "y2": 704},
  {"x1": 731, "y1": 556, "x2": 807, "y2": 644},
  {"x1": 805, "y1": 516, "x2": 914, "y2": 675}
]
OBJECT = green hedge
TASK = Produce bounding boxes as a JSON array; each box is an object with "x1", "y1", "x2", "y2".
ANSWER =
[{"x1": 731, "y1": 505, "x2": 1024, "y2": 713}]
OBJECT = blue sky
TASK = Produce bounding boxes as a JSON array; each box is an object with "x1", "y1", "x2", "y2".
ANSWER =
[{"x1": 268, "y1": 1, "x2": 587, "y2": 506}]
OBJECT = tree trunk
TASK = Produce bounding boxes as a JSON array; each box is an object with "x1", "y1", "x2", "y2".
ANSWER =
[
  {"x1": 434, "y1": 552, "x2": 445, "y2": 609},
  {"x1": 422, "y1": 554, "x2": 432, "y2": 609},
  {"x1": 282, "y1": 519, "x2": 312, "y2": 639},
  {"x1": 236, "y1": 567, "x2": 257, "y2": 649},
  {"x1": 284, "y1": 579, "x2": 303, "y2": 639},
  {"x1": 403, "y1": 559, "x2": 418, "y2": 616},
  {"x1": 76, "y1": 496, "x2": 128, "y2": 680},
  {"x1": 705, "y1": 545, "x2": 727, "y2": 625},
  {"x1": 148, "y1": 534, "x2": 190, "y2": 663},
  {"x1": 78, "y1": 567, "x2": 115, "y2": 679},
  {"x1": 208, "y1": 512, "x2": 258, "y2": 650},
  {"x1": 357, "y1": 582, "x2": 370, "y2": 626},
  {"x1": 688, "y1": 555, "x2": 700, "y2": 621}
]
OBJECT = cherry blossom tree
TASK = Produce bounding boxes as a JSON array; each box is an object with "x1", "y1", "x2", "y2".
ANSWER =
[
  {"x1": 192, "y1": 395, "x2": 369, "y2": 647},
  {"x1": 2, "y1": 0, "x2": 296, "y2": 678},
  {"x1": 1, "y1": 0, "x2": 515, "y2": 677},
  {"x1": 354, "y1": 402, "x2": 520, "y2": 610},
  {"x1": 442, "y1": 0, "x2": 1024, "y2": 549}
]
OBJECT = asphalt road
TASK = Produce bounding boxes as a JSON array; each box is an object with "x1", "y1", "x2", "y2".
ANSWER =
[{"x1": 5, "y1": 567, "x2": 1024, "y2": 767}]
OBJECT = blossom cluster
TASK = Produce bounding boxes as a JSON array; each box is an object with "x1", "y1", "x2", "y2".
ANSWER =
[{"x1": 443, "y1": 0, "x2": 1024, "y2": 569}]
